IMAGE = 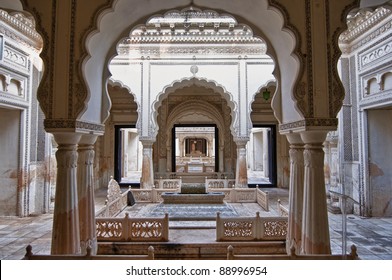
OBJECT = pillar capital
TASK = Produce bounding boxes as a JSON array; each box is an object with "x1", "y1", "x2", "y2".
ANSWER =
[
  {"x1": 286, "y1": 133, "x2": 303, "y2": 145},
  {"x1": 139, "y1": 138, "x2": 155, "y2": 148},
  {"x1": 234, "y1": 138, "x2": 249, "y2": 148},
  {"x1": 52, "y1": 132, "x2": 82, "y2": 146},
  {"x1": 300, "y1": 130, "x2": 328, "y2": 145},
  {"x1": 78, "y1": 134, "x2": 99, "y2": 146}
]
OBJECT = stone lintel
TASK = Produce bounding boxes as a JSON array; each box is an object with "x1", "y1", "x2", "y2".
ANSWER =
[
  {"x1": 44, "y1": 119, "x2": 105, "y2": 136},
  {"x1": 279, "y1": 118, "x2": 338, "y2": 135}
]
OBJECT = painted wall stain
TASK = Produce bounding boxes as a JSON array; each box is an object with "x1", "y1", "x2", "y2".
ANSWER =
[{"x1": 369, "y1": 162, "x2": 384, "y2": 177}]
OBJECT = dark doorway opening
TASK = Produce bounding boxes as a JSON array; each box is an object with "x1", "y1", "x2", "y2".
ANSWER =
[
  {"x1": 171, "y1": 124, "x2": 219, "y2": 173},
  {"x1": 114, "y1": 124, "x2": 141, "y2": 187},
  {"x1": 247, "y1": 124, "x2": 277, "y2": 188}
]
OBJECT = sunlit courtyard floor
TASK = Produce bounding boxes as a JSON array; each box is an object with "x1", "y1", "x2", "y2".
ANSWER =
[{"x1": 1, "y1": 187, "x2": 392, "y2": 260}]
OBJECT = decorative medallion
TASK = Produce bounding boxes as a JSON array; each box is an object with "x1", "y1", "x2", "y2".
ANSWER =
[{"x1": 190, "y1": 65, "x2": 198, "y2": 76}]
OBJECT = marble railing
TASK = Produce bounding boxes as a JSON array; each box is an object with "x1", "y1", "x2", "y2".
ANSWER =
[
  {"x1": 232, "y1": 188, "x2": 257, "y2": 202},
  {"x1": 155, "y1": 172, "x2": 234, "y2": 180},
  {"x1": 256, "y1": 188, "x2": 269, "y2": 211},
  {"x1": 216, "y1": 212, "x2": 288, "y2": 241},
  {"x1": 96, "y1": 213, "x2": 169, "y2": 242},
  {"x1": 277, "y1": 199, "x2": 289, "y2": 217},
  {"x1": 227, "y1": 245, "x2": 359, "y2": 260},
  {"x1": 131, "y1": 188, "x2": 180, "y2": 203},
  {"x1": 205, "y1": 178, "x2": 235, "y2": 189},
  {"x1": 201, "y1": 188, "x2": 256, "y2": 203},
  {"x1": 95, "y1": 182, "x2": 130, "y2": 218},
  {"x1": 23, "y1": 245, "x2": 155, "y2": 260},
  {"x1": 131, "y1": 187, "x2": 257, "y2": 203},
  {"x1": 154, "y1": 178, "x2": 182, "y2": 189}
]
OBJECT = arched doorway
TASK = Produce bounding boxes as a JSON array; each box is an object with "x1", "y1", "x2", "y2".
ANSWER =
[{"x1": 108, "y1": 7, "x2": 278, "y2": 188}]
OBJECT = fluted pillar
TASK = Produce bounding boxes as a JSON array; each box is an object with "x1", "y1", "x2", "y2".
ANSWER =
[
  {"x1": 77, "y1": 135, "x2": 98, "y2": 255},
  {"x1": 300, "y1": 131, "x2": 331, "y2": 254},
  {"x1": 141, "y1": 141, "x2": 154, "y2": 189},
  {"x1": 51, "y1": 133, "x2": 81, "y2": 254},
  {"x1": 286, "y1": 133, "x2": 304, "y2": 254},
  {"x1": 235, "y1": 140, "x2": 248, "y2": 188}
]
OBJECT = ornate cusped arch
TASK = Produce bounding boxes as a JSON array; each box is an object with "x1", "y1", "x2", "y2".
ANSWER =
[
  {"x1": 152, "y1": 77, "x2": 237, "y2": 139},
  {"x1": 82, "y1": 0, "x2": 303, "y2": 128},
  {"x1": 165, "y1": 98, "x2": 227, "y2": 143},
  {"x1": 107, "y1": 78, "x2": 141, "y2": 121},
  {"x1": 251, "y1": 79, "x2": 277, "y2": 107},
  {"x1": 161, "y1": 98, "x2": 229, "y2": 172}
]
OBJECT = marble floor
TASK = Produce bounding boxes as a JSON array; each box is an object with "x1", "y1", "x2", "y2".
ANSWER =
[{"x1": 0, "y1": 188, "x2": 392, "y2": 260}]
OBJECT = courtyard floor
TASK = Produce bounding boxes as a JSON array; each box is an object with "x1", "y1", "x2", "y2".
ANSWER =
[{"x1": 0, "y1": 188, "x2": 391, "y2": 260}]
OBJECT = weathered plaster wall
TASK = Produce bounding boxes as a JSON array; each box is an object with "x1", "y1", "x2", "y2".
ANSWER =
[
  {"x1": 0, "y1": 108, "x2": 20, "y2": 216},
  {"x1": 368, "y1": 109, "x2": 392, "y2": 217}
]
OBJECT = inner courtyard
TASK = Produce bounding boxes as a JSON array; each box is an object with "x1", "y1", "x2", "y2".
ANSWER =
[{"x1": 1, "y1": 0, "x2": 392, "y2": 260}]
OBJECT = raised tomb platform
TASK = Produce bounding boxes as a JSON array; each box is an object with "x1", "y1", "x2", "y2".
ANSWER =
[{"x1": 161, "y1": 183, "x2": 225, "y2": 204}]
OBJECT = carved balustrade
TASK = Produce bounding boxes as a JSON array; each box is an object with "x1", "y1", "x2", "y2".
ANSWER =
[
  {"x1": 227, "y1": 245, "x2": 359, "y2": 260},
  {"x1": 216, "y1": 212, "x2": 287, "y2": 241},
  {"x1": 206, "y1": 178, "x2": 227, "y2": 188},
  {"x1": 155, "y1": 178, "x2": 182, "y2": 189},
  {"x1": 96, "y1": 213, "x2": 169, "y2": 242},
  {"x1": 131, "y1": 188, "x2": 182, "y2": 203},
  {"x1": 256, "y1": 188, "x2": 269, "y2": 211},
  {"x1": 23, "y1": 245, "x2": 155, "y2": 260},
  {"x1": 232, "y1": 189, "x2": 257, "y2": 203},
  {"x1": 277, "y1": 199, "x2": 289, "y2": 217},
  {"x1": 95, "y1": 180, "x2": 130, "y2": 218}
]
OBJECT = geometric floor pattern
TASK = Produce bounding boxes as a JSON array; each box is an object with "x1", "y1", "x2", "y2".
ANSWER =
[{"x1": 146, "y1": 203, "x2": 238, "y2": 220}]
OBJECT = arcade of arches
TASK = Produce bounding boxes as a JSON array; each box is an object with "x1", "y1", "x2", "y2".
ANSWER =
[{"x1": 1, "y1": 0, "x2": 392, "y2": 257}]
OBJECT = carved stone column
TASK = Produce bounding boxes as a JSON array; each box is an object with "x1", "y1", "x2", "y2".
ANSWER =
[
  {"x1": 219, "y1": 146, "x2": 224, "y2": 173},
  {"x1": 286, "y1": 133, "x2": 304, "y2": 254},
  {"x1": 300, "y1": 131, "x2": 331, "y2": 254},
  {"x1": 263, "y1": 130, "x2": 269, "y2": 177},
  {"x1": 166, "y1": 145, "x2": 171, "y2": 172},
  {"x1": 77, "y1": 135, "x2": 98, "y2": 255},
  {"x1": 51, "y1": 133, "x2": 81, "y2": 254},
  {"x1": 141, "y1": 140, "x2": 154, "y2": 189},
  {"x1": 235, "y1": 140, "x2": 248, "y2": 188}
]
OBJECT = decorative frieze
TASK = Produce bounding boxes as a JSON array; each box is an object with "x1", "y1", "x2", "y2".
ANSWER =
[
  {"x1": 43, "y1": 119, "x2": 105, "y2": 133},
  {"x1": 340, "y1": 7, "x2": 391, "y2": 44},
  {"x1": 3, "y1": 46, "x2": 28, "y2": 68},
  {"x1": 360, "y1": 41, "x2": 392, "y2": 69},
  {"x1": 118, "y1": 45, "x2": 266, "y2": 58},
  {"x1": 0, "y1": 9, "x2": 42, "y2": 51},
  {"x1": 279, "y1": 118, "x2": 338, "y2": 133}
]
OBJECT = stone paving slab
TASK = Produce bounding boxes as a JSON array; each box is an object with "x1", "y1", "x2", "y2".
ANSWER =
[{"x1": 146, "y1": 203, "x2": 239, "y2": 220}]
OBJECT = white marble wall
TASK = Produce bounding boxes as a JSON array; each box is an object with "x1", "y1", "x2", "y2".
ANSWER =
[{"x1": 0, "y1": 108, "x2": 20, "y2": 216}]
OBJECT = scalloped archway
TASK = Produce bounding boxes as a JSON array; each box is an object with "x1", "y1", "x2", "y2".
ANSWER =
[
  {"x1": 153, "y1": 77, "x2": 236, "y2": 139},
  {"x1": 83, "y1": 0, "x2": 302, "y2": 127}
]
